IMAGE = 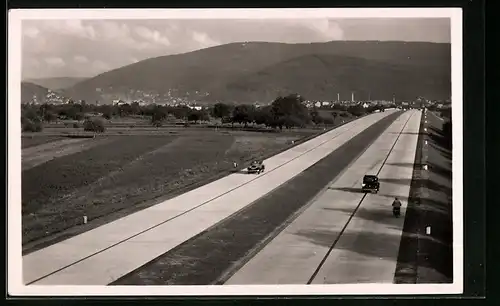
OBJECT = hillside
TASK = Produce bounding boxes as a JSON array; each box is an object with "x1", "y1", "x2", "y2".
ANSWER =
[
  {"x1": 25, "y1": 77, "x2": 88, "y2": 91},
  {"x1": 62, "y1": 41, "x2": 451, "y2": 104},
  {"x1": 208, "y1": 54, "x2": 450, "y2": 103},
  {"x1": 21, "y1": 82, "x2": 50, "y2": 104}
]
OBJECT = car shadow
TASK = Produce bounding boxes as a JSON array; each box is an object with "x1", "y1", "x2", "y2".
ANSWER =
[
  {"x1": 294, "y1": 228, "x2": 403, "y2": 262},
  {"x1": 385, "y1": 162, "x2": 421, "y2": 168},
  {"x1": 296, "y1": 208, "x2": 452, "y2": 280},
  {"x1": 328, "y1": 187, "x2": 365, "y2": 194},
  {"x1": 378, "y1": 177, "x2": 451, "y2": 195}
]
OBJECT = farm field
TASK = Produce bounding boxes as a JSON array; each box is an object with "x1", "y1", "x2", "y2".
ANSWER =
[
  {"x1": 22, "y1": 135, "x2": 68, "y2": 149},
  {"x1": 21, "y1": 125, "x2": 339, "y2": 250}
]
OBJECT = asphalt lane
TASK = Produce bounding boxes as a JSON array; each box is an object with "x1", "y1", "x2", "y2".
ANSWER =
[
  {"x1": 310, "y1": 110, "x2": 421, "y2": 284},
  {"x1": 225, "y1": 110, "x2": 419, "y2": 285},
  {"x1": 112, "y1": 111, "x2": 403, "y2": 285}
]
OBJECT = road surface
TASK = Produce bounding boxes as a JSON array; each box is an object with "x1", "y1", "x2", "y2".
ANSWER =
[
  {"x1": 23, "y1": 110, "x2": 397, "y2": 285},
  {"x1": 226, "y1": 109, "x2": 421, "y2": 284}
]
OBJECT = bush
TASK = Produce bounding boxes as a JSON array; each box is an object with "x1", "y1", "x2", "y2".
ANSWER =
[
  {"x1": 83, "y1": 118, "x2": 106, "y2": 133},
  {"x1": 347, "y1": 105, "x2": 367, "y2": 117},
  {"x1": 22, "y1": 118, "x2": 43, "y2": 132},
  {"x1": 73, "y1": 122, "x2": 80, "y2": 128}
]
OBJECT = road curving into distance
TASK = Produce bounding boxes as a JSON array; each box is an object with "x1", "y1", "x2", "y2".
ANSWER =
[{"x1": 24, "y1": 110, "x2": 399, "y2": 285}]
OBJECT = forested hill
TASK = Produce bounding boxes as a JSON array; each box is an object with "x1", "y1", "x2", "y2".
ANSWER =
[{"x1": 61, "y1": 40, "x2": 451, "y2": 104}]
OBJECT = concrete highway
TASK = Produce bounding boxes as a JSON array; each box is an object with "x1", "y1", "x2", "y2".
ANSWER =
[
  {"x1": 24, "y1": 110, "x2": 398, "y2": 285},
  {"x1": 225, "y1": 110, "x2": 421, "y2": 284}
]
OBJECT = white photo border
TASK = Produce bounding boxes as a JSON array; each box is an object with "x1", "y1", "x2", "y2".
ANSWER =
[{"x1": 8, "y1": 7, "x2": 463, "y2": 296}]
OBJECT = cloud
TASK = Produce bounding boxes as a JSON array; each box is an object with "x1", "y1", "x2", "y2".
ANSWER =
[
  {"x1": 37, "y1": 20, "x2": 97, "y2": 40},
  {"x1": 74, "y1": 55, "x2": 89, "y2": 63},
  {"x1": 27, "y1": 58, "x2": 40, "y2": 67},
  {"x1": 44, "y1": 57, "x2": 65, "y2": 67},
  {"x1": 21, "y1": 18, "x2": 449, "y2": 79},
  {"x1": 23, "y1": 26, "x2": 40, "y2": 38},
  {"x1": 91, "y1": 60, "x2": 110, "y2": 72},
  {"x1": 190, "y1": 30, "x2": 220, "y2": 48},
  {"x1": 287, "y1": 19, "x2": 344, "y2": 41},
  {"x1": 95, "y1": 21, "x2": 132, "y2": 42},
  {"x1": 134, "y1": 26, "x2": 171, "y2": 46}
]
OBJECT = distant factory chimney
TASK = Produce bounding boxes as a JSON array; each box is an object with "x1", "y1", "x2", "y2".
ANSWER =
[
  {"x1": 337, "y1": 93, "x2": 340, "y2": 103},
  {"x1": 351, "y1": 92, "x2": 354, "y2": 102}
]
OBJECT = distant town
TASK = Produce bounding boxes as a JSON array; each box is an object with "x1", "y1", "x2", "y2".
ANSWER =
[{"x1": 26, "y1": 88, "x2": 451, "y2": 110}]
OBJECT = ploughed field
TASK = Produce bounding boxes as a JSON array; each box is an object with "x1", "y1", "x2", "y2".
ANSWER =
[{"x1": 21, "y1": 128, "x2": 321, "y2": 246}]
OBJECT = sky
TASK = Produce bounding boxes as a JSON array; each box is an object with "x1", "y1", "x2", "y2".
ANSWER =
[{"x1": 21, "y1": 18, "x2": 451, "y2": 80}]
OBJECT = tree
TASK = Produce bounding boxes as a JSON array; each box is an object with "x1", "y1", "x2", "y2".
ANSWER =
[
  {"x1": 74, "y1": 112, "x2": 85, "y2": 121},
  {"x1": 22, "y1": 116, "x2": 43, "y2": 132},
  {"x1": 23, "y1": 108, "x2": 39, "y2": 121},
  {"x1": 212, "y1": 103, "x2": 232, "y2": 119},
  {"x1": 271, "y1": 94, "x2": 311, "y2": 130},
  {"x1": 322, "y1": 116, "x2": 334, "y2": 127},
  {"x1": 347, "y1": 105, "x2": 367, "y2": 117},
  {"x1": 310, "y1": 108, "x2": 320, "y2": 124},
  {"x1": 187, "y1": 110, "x2": 201, "y2": 123},
  {"x1": 83, "y1": 117, "x2": 106, "y2": 133},
  {"x1": 130, "y1": 102, "x2": 141, "y2": 115},
  {"x1": 198, "y1": 109, "x2": 210, "y2": 122},
  {"x1": 232, "y1": 104, "x2": 254, "y2": 127},
  {"x1": 102, "y1": 110, "x2": 112, "y2": 120},
  {"x1": 43, "y1": 111, "x2": 57, "y2": 123},
  {"x1": 151, "y1": 106, "x2": 168, "y2": 126},
  {"x1": 331, "y1": 111, "x2": 338, "y2": 125},
  {"x1": 172, "y1": 106, "x2": 191, "y2": 120},
  {"x1": 254, "y1": 106, "x2": 273, "y2": 127}
]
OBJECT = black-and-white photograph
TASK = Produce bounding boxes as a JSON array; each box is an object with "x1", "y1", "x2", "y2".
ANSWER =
[{"x1": 8, "y1": 8, "x2": 462, "y2": 296}]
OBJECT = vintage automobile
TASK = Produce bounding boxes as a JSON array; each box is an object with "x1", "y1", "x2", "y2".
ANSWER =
[
  {"x1": 247, "y1": 160, "x2": 265, "y2": 174},
  {"x1": 361, "y1": 174, "x2": 380, "y2": 193}
]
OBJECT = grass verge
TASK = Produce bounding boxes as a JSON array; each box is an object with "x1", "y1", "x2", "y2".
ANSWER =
[{"x1": 394, "y1": 112, "x2": 453, "y2": 283}]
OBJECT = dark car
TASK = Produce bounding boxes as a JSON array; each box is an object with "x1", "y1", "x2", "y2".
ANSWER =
[
  {"x1": 362, "y1": 175, "x2": 380, "y2": 193},
  {"x1": 247, "y1": 160, "x2": 265, "y2": 174}
]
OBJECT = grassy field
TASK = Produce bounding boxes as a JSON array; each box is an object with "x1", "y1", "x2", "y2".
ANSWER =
[
  {"x1": 21, "y1": 125, "x2": 334, "y2": 246},
  {"x1": 22, "y1": 135, "x2": 68, "y2": 149}
]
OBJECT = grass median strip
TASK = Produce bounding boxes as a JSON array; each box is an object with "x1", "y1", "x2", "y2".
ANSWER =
[
  {"x1": 111, "y1": 112, "x2": 402, "y2": 286},
  {"x1": 394, "y1": 113, "x2": 453, "y2": 284}
]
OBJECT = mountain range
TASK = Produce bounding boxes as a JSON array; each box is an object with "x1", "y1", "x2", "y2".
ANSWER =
[{"x1": 23, "y1": 40, "x2": 451, "y2": 105}]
